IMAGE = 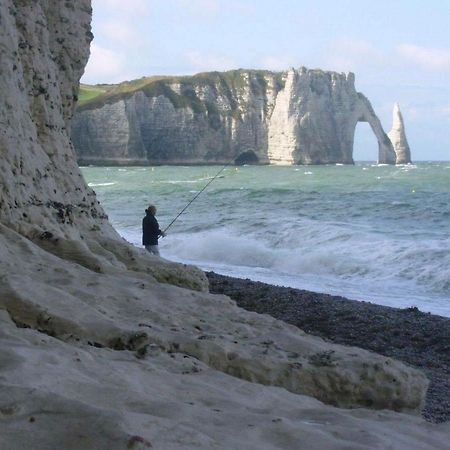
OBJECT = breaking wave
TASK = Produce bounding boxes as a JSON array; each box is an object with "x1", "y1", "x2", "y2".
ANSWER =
[
  {"x1": 88, "y1": 182, "x2": 116, "y2": 187},
  {"x1": 83, "y1": 162, "x2": 450, "y2": 316}
]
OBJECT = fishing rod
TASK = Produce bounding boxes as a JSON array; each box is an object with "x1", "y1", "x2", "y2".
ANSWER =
[{"x1": 162, "y1": 159, "x2": 235, "y2": 234}]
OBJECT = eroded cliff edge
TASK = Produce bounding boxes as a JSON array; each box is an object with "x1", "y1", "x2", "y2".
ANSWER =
[
  {"x1": 72, "y1": 68, "x2": 402, "y2": 165},
  {"x1": 0, "y1": 1, "x2": 447, "y2": 449}
]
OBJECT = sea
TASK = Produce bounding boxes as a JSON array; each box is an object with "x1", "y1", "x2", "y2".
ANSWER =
[{"x1": 81, "y1": 162, "x2": 450, "y2": 317}]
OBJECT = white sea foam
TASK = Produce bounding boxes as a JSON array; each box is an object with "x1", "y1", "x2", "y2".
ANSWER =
[
  {"x1": 399, "y1": 164, "x2": 417, "y2": 169},
  {"x1": 83, "y1": 162, "x2": 450, "y2": 317},
  {"x1": 165, "y1": 180, "x2": 198, "y2": 184},
  {"x1": 165, "y1": 177, "x2": 214, "y2": 184},
  {"x1": 88, "y1": 182, "x2": 116, "y2": 187},
  {"x1": 160, "y1": 226, "x2": 450, "y2": 315}
]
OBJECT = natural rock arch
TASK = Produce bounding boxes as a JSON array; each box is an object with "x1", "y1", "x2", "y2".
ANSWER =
[
  {"x1": 352, "y1": 122, "x2": 379, "y2": 161},
  {"x1": 73, "y1": 68, "x2": 404, "y2": 166},
  {"x1": 267, "y1": 69, "x2": 396, "y2": 165},
  {"x1": 353, "y1": 93, "x2": 396, "y2": 164}
]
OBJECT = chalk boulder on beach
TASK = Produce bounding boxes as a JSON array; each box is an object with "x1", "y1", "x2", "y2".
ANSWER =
[{"x1": 0, "y1": 1, "x2": 448, "y2": 449}]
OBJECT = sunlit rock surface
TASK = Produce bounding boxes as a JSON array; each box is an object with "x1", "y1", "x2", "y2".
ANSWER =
[
  {"x1": 388, "y1": 103, "x2": 412, "y2": 164},
  {"x1": 0, "y1": 1, "x2": 448, "y2": 449},
  {"x1": 267, "y1": 68, "x2": 395, "y2": 164},
  {"x1": 72, "y1": 69, "x2": 399, "y2": 166}
]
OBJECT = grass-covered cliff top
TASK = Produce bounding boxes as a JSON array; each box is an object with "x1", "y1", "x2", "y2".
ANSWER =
[
  {"x1": 76, "y1": 69, "x2": 286, "y2": 113},
  {"x1": 78, "y1": 84, "x2": 110, "y2": 103},
  {"x1": 76, "y1": 67, "x2": 352, "y2": 116}
]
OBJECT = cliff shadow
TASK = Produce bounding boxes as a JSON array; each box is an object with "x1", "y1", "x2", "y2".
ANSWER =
[{"x1": 234, "y1": 150, "x2": 260, "y2": 165}]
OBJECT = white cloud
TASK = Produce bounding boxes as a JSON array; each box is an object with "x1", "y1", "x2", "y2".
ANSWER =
[
  {"x1": 82, "y1": 44, "x2": 129, "y2": 84},
  {"x1": 228, "y1": 1, "x2": 256, "y2": 16},
  {"x1": 324, "y1": 38, "x2": 386, "y2": 72},
  {"x1": 174, "y1": 0, "x2": 255, "y2": 17},
  {"x1": 184, "y1": 51, "x2": 236, "y2": 72},
  {"x1": 86, "y1": 1, "x2": 155, "y2": 83},
  {"x1": 177, "y1": 0, "x2": 220, "y2": 16},
  {"x1": 260, "y1": 56, "x2": 297, "y2": 71},
  {"x1": 397, "y1": 44, "x2": 450, "y2": 71},
  {"x1": 390, "y1": 103, "x2": 450, "y2": 122},
  {"x1": 93, "y1": 0, "x2": 149, "y2": 16},
  {"x1": 195, "y1": 0, "x2": 220, "y2": 14},
  {"x1": 97, "y1": 20, "x2": 143, "y2": 48}
]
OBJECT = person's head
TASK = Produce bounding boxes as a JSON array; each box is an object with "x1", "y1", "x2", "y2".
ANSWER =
[{"x1": 146, "y1": 205, "x2": 157, "y2": 215}]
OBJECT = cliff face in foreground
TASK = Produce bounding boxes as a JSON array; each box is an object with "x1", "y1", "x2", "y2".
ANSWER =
[
  {"x1": 72, "y1": 68, "x2": 401, "y2": 165},
  {"x1": 0, "y1": 1, "x2": 447, "y2": 449},
  {"x1": 0, "y1": 0, "x2": 203, "y2": 290}
]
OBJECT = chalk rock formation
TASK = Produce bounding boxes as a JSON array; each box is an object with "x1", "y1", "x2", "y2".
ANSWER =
[
  {"x1": 73, "y1": 71, "x2": 280, "y2": 165},
  {"x1": 0, "y1": 0, "x2": 205, "y2": 291},
  {"x1": 267, "y1": 68, "x2": 396, "y2": 164},
  {"x1": 0, "y1": 1, "x2": 448, "y2": 449},
  {"x1": 2, "y1": 225, "x2": 450, "y2": 450},
  {"x1": 388, "y1": 103, "x2": 412, "y2": 164},
  {"x1": 72, "y1": 69, "x2": 398, "y2": 165}
]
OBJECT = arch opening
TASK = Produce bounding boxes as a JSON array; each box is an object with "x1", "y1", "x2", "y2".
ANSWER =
[{"x1": 353, "y1": 122, "x2": 379, "y2": 163}]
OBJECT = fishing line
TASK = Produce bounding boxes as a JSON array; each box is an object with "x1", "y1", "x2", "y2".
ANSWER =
[{"x1": 162, "y1": 159, "x2": 235, "y2": 234}]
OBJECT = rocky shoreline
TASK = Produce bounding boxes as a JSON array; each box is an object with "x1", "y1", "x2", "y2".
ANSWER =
[
  {"x1": 3, "y1": 1, "x2": 449, "y2": 447},
  {"x1": 206, "y1": 271, "x2": 450, "y2": 423}
]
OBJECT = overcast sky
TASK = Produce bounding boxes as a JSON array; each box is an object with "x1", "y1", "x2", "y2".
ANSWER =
[{"x1": 82, "y1": 0, "x2": 450, "y2": 161}]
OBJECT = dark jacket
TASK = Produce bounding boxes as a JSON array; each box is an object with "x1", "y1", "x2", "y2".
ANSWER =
[{"x1": 142, "y1": 213, "x2": 162, "y2": 246}]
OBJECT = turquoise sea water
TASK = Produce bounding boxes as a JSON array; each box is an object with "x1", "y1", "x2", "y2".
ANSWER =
[{"x1": 81, "y1": 162, "x2": 450, "y2": 317}]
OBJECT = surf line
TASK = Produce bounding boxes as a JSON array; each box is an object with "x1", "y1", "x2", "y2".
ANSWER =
[{"x1": 163, "y1": 159, "x2": 235, "y2": 234}]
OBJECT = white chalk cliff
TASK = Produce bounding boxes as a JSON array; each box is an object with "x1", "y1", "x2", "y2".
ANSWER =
[
  {"x1": 0, "y1": 1, "x2": 448, "y2": 449},
  {"x1": 267, "y1": 68, "x2": 396, "y2": 164},
  {"x1": 72, "y1": 68, "x2": 401, "y2": 166},
  {"x1": 388, "y1": 103, "x2": 412, "y2": 164}
]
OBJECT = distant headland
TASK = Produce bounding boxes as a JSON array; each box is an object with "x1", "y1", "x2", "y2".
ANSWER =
[{"x1": 72, "y1": 68, "x2": 411, "y2": 166}]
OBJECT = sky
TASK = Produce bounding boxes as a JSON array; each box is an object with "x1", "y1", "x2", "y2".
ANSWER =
[{"x1": 82, "y1": 0, "x2": 450, "y2": 161}]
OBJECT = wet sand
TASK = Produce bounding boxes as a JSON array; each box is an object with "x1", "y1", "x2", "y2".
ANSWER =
[{"x1": 206, "y1": 272, "x2": 450, "y2": 423}]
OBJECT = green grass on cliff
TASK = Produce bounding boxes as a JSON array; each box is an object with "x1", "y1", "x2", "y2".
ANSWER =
[
  {"x1": 76, "y1": 70, "x2": 286, "y2": 117},
  {"x1": 78, "y1": 84, "x2": 110, "y2": 104}
]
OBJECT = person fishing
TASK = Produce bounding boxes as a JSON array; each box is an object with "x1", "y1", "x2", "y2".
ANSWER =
[
  {"x1": 142, "y1": 205, "x2": 166, "y2": 256},
  {"x1": 143, "y1": 161, "x2": 232, "y2": 256}
]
